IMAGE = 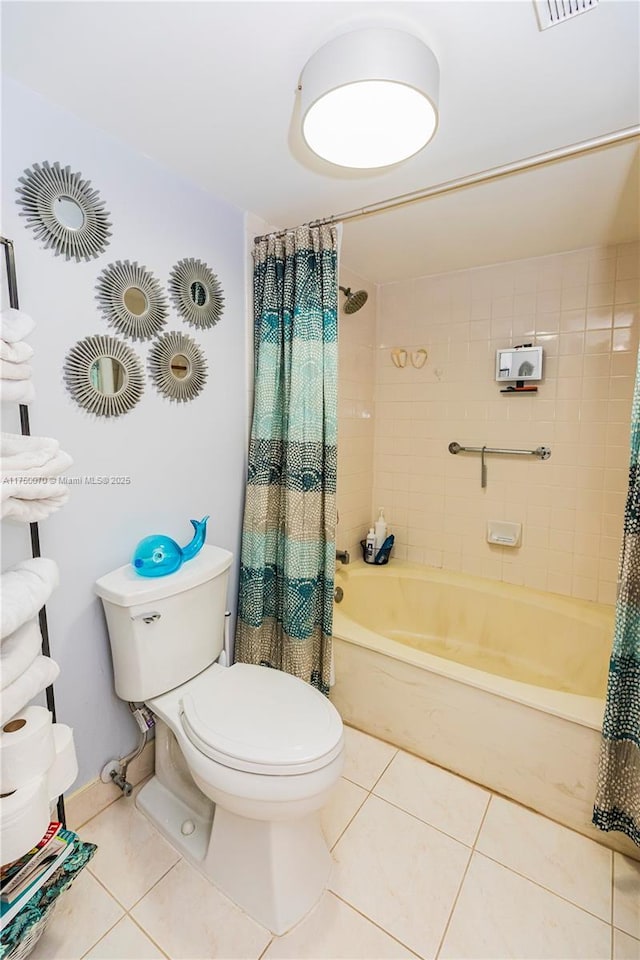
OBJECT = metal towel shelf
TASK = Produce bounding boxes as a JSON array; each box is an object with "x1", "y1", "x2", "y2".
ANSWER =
[{"x1": 448, "y1": 441, "x2": 551, "y2": 488}]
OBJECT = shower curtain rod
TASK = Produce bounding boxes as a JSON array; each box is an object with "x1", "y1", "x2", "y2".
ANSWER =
[{"x1": 254, "y1": 124, "x2": 640, "y2": 242}]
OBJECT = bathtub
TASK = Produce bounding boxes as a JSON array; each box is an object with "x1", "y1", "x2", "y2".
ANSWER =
[{"x1": 331, "y1": 560, "x2": 638, "y2": 857}]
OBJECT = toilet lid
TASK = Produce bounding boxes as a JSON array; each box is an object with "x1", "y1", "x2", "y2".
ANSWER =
[{"x1": 179, "y1": 663, "x2": 344, "y2": 775}]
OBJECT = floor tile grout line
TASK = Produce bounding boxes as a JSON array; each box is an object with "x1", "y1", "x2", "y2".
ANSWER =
[
  {"x1": 84, "y1": 867, "x2": 130, "y2": 914},
  {"x1": 472, "y1": 849, "x2": 615, "y2": 928},
  {"x1": 368, "y1": 738, "x2": 494, "y2": 805},
  {"x1": 340, "y1": 750, "x2": 397, "y2": 794},
  {"x1": 433, "y1": 846, "x2": 475, "y2": 960},
  {"x1": 87, "y1": 848, "x2": 181, "y2": 915},
  {"x1": 78, "y1": 911, "x2": 126, "y2": 960},
  {"x1": 328, "y1": 890, "x2": 423, "y2": 959},
  {"x1": 366, "y1": 789, "x2": 484, "y2": 850},
  {"x1": 613, "y1": 927, "x2": 640, "y2": 943},
  {"x1": 330, "y1": 765, "x2": 378, "y2": 851},
  {"x1": 126, "y1": 911, "x2": 172, "y2": 958},
  {"x1": 257, "y1": 936, "x2": 275, "y2": 959},
  {"x1": 358, "y1": 732, "x2": 621, "y2": 859},
  {"x1": 126, "y1": 857, "x2": 184, "y2": 914},
  {"x1": 369, "y1": 748, "x2": 399, "y2": 792},
  {"x1": 125, "y1": 855, "x2": 274, "y2": 958},
  {"x1": 433, "y1": 790, "x2": 494, "y2": 960},
  {"x1": 329, "y1": 789, "x2": 369, "y2": 852},
  {"x1": 330, "y1": 771, "x2": 477, "y2": 959},
  {"x1": 470, "y1": 793, "x2": 617, "y2": 930},
  {"x1": 469, "y1": 789, "x2": 493, "y2": 848}
]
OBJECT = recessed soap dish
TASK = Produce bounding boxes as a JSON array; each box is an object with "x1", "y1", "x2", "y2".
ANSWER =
[{"x1": 487, "y1": 520, "x2": 522, "y2": 547}]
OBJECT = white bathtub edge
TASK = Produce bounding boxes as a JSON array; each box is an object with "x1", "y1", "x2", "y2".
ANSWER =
[{"x1": 333, "y1": 612, "x2": 605, "y2": 732}]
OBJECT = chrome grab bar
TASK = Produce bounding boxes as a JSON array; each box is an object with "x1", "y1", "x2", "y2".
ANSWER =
[
  {"x1": 448, "y1": 441, "x2": 551, "y2": 488},
  {"x1": 448, "y1": 441, "x2": 551, "y2": 459}
]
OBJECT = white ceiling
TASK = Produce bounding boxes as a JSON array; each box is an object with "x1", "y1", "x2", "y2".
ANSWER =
[{"x1": 2, "y1": 0, "x2": 639, "y2": 282}]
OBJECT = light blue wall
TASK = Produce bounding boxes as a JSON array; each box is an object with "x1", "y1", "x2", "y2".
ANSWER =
[{"x1": 1, "y1": 78, "x2": 248, "y2": 788}]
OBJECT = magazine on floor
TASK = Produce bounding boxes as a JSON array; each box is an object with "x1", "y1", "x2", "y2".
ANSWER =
[
  {"x1": 0, "y1": 827, "x2": 77, "y2": 929},
  {"x1": 0, "y1": 822, "x2": 64, "y2": 897}
]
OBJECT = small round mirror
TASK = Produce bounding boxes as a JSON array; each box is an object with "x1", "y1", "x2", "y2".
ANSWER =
[
  {"x1": 65, "y1": 334, "x2": 144, "y2": 417},
  {"x1": 123, "y1": 286, "x2": 148, "y2": 316},
  {"x1": 148, "y1": 330, "x2": 207, "y2": 403},
  {"x1": 54, "y1": 195, "x2": 85, "y2": 230},
  {"x1": 170, "y1": 258, "x2": 223, "y2": 329},
  {"x1": 170, "y1": 353, "x2": 190, "y2": 380},
  {"x1": 190, "y1": 281, "x2": 208, "y2": 306},
  {"x1": 90, "y1": 356, "x2": 126, "y2": 395}
]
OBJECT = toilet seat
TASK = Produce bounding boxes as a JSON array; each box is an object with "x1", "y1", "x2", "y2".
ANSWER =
[{"x1": 178, "y1": 663, "x2": 344, "y2": 776}]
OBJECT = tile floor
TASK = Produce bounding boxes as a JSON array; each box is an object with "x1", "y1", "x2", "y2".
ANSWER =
[{"x1": 31, "y1": 726, "x2": 640, "y2": 960}]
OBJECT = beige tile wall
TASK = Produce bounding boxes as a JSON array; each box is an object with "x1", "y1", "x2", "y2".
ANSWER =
[
  {"x1": 372, "y1": 243, "x2": 639, "y2": 603},
  {"x1": 336, "y1": 266, "x2": 376, "y2": 563}
]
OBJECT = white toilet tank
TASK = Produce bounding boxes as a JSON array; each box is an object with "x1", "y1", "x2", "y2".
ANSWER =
[{"x1": 95, "y1": 544, "x2": 233, "y2": 702}]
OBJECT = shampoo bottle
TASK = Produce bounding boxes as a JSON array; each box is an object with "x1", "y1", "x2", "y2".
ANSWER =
[
  {"x1": 375, "y1": 508, "x2": 387, "y2": 551},
  {"x1": 365, "y1": 528, "x2": 376, "y2": 563}
]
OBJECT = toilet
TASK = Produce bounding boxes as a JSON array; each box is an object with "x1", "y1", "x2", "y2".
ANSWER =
[{"x1": 95, "y1": 544, "x2": 344, "y2": 934}]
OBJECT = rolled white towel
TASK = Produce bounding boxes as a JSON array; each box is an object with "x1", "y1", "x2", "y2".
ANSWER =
[
  {"x1": 1, "y1": 477, "x2": 69, "y2": 503},
  {"x1": 0, "y1": 359, "x2": 32, "y2": 381},
  {"x1": 2, "y1": 490, "x2": 69, "y2": 523},
  {"x1": 1, "y1": 437, "x2": 72, "y2": 514},
  {"x1": 0, "y1": 380, "x2": 35, "y2": 405},
  {"x1": 0, "y1": 341, "x2": 33, "y2": 364},
  {"x1": 1, "y1": 433, "x2": 60, "y2": 469},
  {"x1": 0, "y1": 309, "x2": 35, "y2": 344},
  {"x1": 1, "y1": 455, "x2": 73, "y2": 489},
  {"x1": 0, "y1": 620, "x2": 42, "y2": 688},
  {"x1": 1, "y1": 655, "x2": 59, "y2": 725},
  {"x1": 0, "y1": 558, "x2": 59, "y2": 640}
]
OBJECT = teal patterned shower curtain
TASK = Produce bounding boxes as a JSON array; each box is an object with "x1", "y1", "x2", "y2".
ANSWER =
[
  {"x1": 234, "y1": 225, "x2": 338, "y2": 693},
  {"x1": 593, "y1": 347, "x2": 640, "y2": 847}
]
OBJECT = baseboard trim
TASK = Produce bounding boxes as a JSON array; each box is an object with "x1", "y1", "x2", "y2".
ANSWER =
[{"x1": 65, "y1": 740, "x2": 155, "y2": 829}]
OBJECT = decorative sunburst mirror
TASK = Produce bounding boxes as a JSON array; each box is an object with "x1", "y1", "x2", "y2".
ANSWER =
[
  {"x1": 96, "y1": 260, "x2": 168, "y2": 341},
  {"x1": 168, "y1": 258, "x2": 224, "y2": 329},
  {"x1": 16, "y1": 161, "x2": 112, "y2": 262},
  {"x1": 63, "y1": 335, "x2": 144, "y2": 418},
  {"x1": 148, "y1": 331, "x2": 207, "y2": 403}
]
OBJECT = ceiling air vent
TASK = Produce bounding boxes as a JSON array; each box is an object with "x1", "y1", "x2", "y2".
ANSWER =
[{"x1": 534, "y1": 0, "x2": 599, "y2": 30}]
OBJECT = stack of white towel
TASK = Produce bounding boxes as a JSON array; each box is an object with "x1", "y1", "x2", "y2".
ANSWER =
[
  {"x1": 0, "y1": 309, "x2": 78, "y2": 863},
  {"x1": 1, "y1": 434, "x2": 72, "y2": 523},
  {"x1": 1, "y1": 309, "x2": 35, "y2": 405},
  {"x1": 0, "y1": 558, "x2": 60, "y2": 725}
]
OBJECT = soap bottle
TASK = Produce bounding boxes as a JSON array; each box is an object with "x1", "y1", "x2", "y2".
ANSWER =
[
  {"x1": 365, "y1": 528, "x2": 376, "y2": 563},
  {"x1": 375, "y1": 508, "x2": 387, "y2": 551}
]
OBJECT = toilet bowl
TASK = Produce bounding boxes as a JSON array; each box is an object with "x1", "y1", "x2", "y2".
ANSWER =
[
  {"x1": 142, "y1": 661, "x2": 343, "y2": 932},
  {"x1": 95, "y1": 546, "x2": 344, "y2": 934}
]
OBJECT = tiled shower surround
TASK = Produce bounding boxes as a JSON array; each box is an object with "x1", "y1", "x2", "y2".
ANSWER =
[
  {"x1": 338, "y1": 243, "x2": 639, "y2": 603},
  {"x1": 336, "y1": 266, "x2": 376, "y2": 563}
]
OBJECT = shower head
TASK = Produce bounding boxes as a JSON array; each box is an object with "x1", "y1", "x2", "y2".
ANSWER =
[{"x1": 339, "y1": 285, "x2": 368, "y2": 314}]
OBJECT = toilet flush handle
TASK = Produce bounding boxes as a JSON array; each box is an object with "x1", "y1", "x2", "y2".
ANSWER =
[{"x1": 131, "y1": 611, "x2": 161, "y2": 624}]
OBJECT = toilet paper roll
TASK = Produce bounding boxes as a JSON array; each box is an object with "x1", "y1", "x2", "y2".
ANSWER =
[
  {"x1": 47, "y1": 724, "x2": 78, "y2": 802},
  {"x1": 0, "y1": 774, "x2": 50, "y2": 865},
  {"x1": 0, "y1": 706, "x2": 55, "y2": 794}
]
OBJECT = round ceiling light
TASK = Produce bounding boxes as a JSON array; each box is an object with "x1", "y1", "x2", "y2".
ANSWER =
[{"x1": 300, "y1": 28, "x2": 439, "y2": 169}]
